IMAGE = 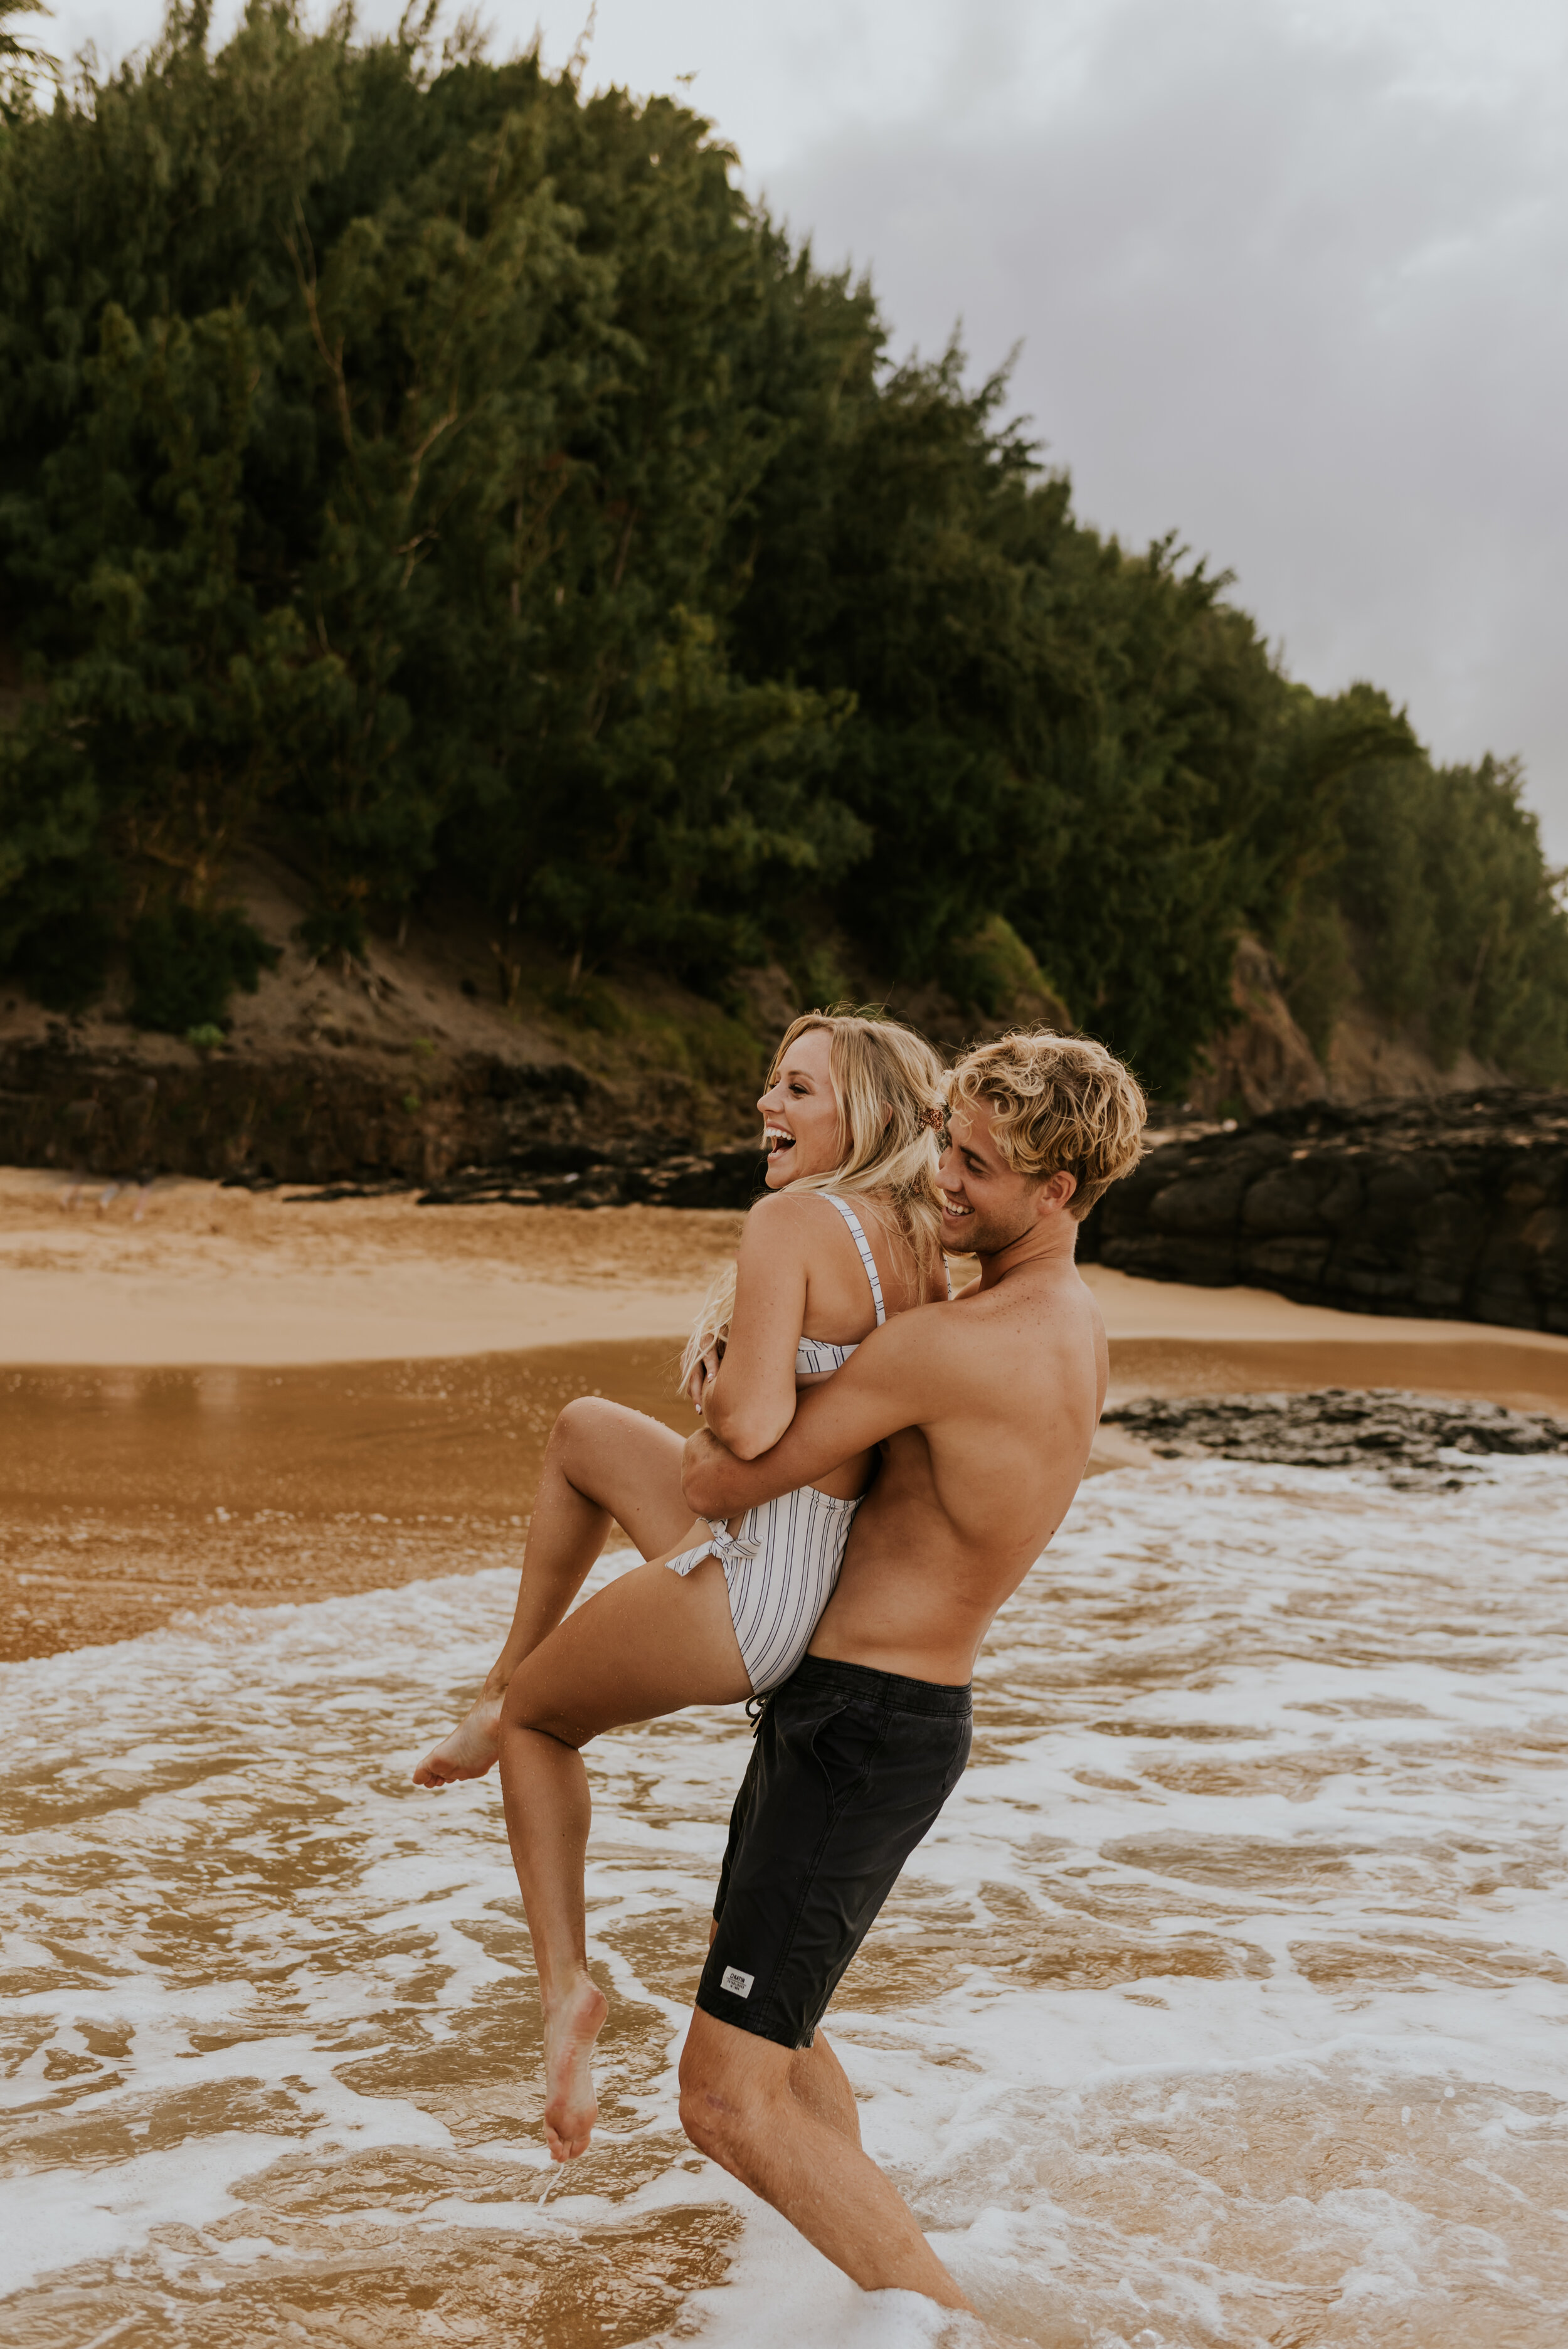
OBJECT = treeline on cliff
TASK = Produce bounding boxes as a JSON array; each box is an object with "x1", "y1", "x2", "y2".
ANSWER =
[{"x1": 1, "y1": 4, "x2": 1565, "y2": 1096}]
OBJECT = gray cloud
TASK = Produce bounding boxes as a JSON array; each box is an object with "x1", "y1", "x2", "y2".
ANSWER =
[{"x1": 755, "y1": 0, "x2": 1568, "y2": 853}]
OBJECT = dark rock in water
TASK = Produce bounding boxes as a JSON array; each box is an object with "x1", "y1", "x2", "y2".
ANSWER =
[
  {"x1": 1078, "y1": 1087, "x2": 1568, "y2": 1333},
  {"x1": 414, "y1": 1143, "x2": 766, "y2": 1212},
  {"x1": 1104, "y1": 1387, "x2": 1568, "y2": 1477}
]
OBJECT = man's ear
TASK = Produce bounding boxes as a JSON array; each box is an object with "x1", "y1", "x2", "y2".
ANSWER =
[{"x1": 1036, "y1": 1169, "x2": 1078, "y2": 1219}]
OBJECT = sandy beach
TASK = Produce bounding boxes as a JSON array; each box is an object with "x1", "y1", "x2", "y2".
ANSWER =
[
  {"x1": 4, "y1": 1163, "x2": 1567, "y2": 1661},
  {"x1": 0, "y1": 1168, "x2": 744, "y2": 1366},
  {"x1": 6, "y1": 1164, "x2": 1567, "y2": 1389}
]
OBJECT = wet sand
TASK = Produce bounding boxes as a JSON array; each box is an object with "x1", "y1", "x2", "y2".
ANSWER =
[
  {"x1": 0, "y1": 1345, "x2": 697, "y2": 1661},
  {"x1": 6, "y1": 1316, "x2": 1568, "y2": 1662},
  {"x1": 4, "y1": 1165, "x2": 1568, "y2": 1659}
]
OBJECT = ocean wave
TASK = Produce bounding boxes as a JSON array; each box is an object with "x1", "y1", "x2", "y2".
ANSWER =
[{"x1": 4, "y1": 1456, "x2": 1566, "y2": 2344}]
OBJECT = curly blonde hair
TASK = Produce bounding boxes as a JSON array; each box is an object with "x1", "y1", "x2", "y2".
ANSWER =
[
  {"x1": 681, "y1": 1009, "x2": 946, "y2": 1384},
  {"x1": 949, "y1": 1028, "x2": 1148, "y2": 1219}
]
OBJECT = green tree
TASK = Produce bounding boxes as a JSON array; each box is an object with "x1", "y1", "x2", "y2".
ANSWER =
[
  {"x1": 0, "y1": 0, "x2": 1561, "y2": 1092},
  {"x1": 1, "y1": 300, "x2": 302, "y2": 1012}
]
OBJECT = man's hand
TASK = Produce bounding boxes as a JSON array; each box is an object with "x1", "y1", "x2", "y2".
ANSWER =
[{"x1": 682, "y1": 1426, "x2": 742, "y2": 1515}]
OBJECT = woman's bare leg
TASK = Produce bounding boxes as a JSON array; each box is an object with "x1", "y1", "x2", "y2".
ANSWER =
[
  {"x1": 413, "y1": 1399, "x2": 699, "y2": 1787},
  {"x1": 499, "y1": 1547, "x2": 748, "y2": 2159}
]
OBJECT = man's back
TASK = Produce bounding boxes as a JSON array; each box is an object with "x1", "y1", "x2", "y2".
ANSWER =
[{"x1": 808, "y1": 1255, "x2": 1107, "y2": 1684}]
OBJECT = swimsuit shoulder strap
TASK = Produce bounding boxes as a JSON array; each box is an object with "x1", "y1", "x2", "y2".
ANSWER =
[{"x1": 822, "y1": 1194, "x2": 886, "y2": 1327}]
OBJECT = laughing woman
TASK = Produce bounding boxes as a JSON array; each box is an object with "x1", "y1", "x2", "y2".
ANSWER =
[{"x1": 411, "y1": 1010, "x2": 950, "y2": 2158}]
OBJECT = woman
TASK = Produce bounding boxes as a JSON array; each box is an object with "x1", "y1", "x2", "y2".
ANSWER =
[{"x1": 412, "y1": 1010, "x2": 949, "y2": 2158}]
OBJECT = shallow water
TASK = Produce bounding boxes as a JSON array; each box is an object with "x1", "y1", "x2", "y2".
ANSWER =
[
  {"x1": 4, "y1": 1455, "x2": 1567, "y2": 2345},
  {"x1": 0, "y1": 1344, "x2": 694, "y2": 1660}
]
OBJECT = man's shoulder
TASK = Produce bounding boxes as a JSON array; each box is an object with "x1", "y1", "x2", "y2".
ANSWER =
[{"x1": 956, "y1": 1263, "x2": 1104, "y2": 1381}]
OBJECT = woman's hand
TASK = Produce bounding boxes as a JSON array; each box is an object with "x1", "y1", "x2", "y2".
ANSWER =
[{"x1": 684, "y1": 1339, "x2": 724, "y2": 1414}]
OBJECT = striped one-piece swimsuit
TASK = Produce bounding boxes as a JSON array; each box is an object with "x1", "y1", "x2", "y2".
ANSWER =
[{"x1": 667, "y1": 1194, "x2": 887, "y2": 1696}]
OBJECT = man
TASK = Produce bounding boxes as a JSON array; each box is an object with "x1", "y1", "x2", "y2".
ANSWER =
[{"x1": 677, "y1": 1028, "x2": 1147, "y2": 2315}]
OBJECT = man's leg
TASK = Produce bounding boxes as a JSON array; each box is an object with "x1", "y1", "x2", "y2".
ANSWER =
[
  {"x1": 786, "y1": 2028, "x2": 862, "y2": 2149},
  {"x1": 679, "y1": 2008, "x2": 971, "y2": 2310},
  {"x1": 706, "y1": 1919, "x2": 862, "y2": 2152}
]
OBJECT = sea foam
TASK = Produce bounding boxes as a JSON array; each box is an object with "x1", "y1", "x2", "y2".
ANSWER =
[{"x1": 3, "y1": 1455, "x2": 1566, "y2": 2344}]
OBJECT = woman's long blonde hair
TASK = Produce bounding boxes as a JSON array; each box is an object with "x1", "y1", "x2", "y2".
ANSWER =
[{"x1": 681, "y1": 1009, "x2": 946, "y2": 1384}]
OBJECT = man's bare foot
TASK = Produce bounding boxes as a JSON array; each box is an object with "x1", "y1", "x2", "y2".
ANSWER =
[
  {"x1": 542, "y1": 1973, "x2": 609, "y2": 2161},
  {"x1": 411, "y1": 1694, "x2": 504, "y2": 1788}
]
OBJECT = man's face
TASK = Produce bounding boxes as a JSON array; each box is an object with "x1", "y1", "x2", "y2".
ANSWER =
[{"x1": 937, "y1": 1099, "x2": 1071, "y2": 1256}]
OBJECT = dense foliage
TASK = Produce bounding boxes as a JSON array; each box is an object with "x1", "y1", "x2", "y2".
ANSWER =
[
  {"x1": 1, "y1": 4, "x2": 1563, "y2": 1092},
  {"x1": 1277, "y1": 746, "x2": 1568, "y2": 1082}
]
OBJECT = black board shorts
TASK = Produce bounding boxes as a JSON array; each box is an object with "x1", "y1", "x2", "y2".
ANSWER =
[{"x1": 695, "y1": 1653, "x2": 973, "y2": 2050}]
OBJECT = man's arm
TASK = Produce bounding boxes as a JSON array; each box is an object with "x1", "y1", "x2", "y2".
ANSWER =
[{"x1": 682, "y1": 1307, "x2": 944, "y2": 1517}]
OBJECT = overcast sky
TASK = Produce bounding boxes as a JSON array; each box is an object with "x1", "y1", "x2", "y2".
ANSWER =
[{"x1": 41, "y1": 0, "x2": 1568, "y2": 858}]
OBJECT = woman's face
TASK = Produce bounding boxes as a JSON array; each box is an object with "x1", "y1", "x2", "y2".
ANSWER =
[{"x1": 757, "y1": 1027, "x2": 844, "y2": 1187}]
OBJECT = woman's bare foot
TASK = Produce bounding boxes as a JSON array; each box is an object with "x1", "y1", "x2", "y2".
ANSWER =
[
  {"x1": 542, "y1": 1972, "x2": 609, "y2": 2160},
  {"x1": 411, "y1": 1694, "x2": 504, "y2": 1787}
]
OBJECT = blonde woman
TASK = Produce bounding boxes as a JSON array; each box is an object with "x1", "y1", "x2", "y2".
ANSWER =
[{"x1": 411, "y1": 1010, "x2": 949, "y2": 2156}]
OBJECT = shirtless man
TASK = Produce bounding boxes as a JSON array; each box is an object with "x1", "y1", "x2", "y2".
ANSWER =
[{"x1": 676, "y1": 1028, "x2": 1147, "y2": 2316}]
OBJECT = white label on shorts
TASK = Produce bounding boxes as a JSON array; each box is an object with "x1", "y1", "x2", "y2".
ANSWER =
[{"x1": 720, "y1": 1966, "x2": 755, "y2": 1998}]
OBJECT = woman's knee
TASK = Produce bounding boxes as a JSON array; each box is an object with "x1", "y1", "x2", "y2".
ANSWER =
[
  {"x1": 548, "y1": 1392, "x2": 612, "y2": 1463},
  {"x1": 499, "y1": 1660, "x2": 577, "y2": 1744},
  {"x1": 548, "y1": 1394, "x2": 640, "y2": 1486}
]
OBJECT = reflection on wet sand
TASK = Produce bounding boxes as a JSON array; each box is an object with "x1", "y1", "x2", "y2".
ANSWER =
[
  {"x1": 0, "y1": 1342, "x2": 695, "y2": 1661},
  {"x1": 8, "y1": 1323, "x2": 1566, "y2": 1662},
  {"x1": 1106, "y1": 1332, "x2": 1568, "y2": 1416}
]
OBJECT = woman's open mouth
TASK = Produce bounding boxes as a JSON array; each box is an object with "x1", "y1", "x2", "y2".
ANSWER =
[{"x1": 763, "y1": 1124, "x2": 796, "y2": 1160}]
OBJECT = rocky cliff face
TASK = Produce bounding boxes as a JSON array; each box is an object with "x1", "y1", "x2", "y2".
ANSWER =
[
  {"x1": 0, "y1": 1027, "x2": 768, "y2": 1204},
  {"x1": 0, "y1": 847, "x2": 778, "y2": 1189},
  {"x1": 1185, "y1": 936, "x2": 1325, "y2": 1118},
  {"x1": 0, "y1": 1031, "x2": 585, "y2": 1186},
  {"x1": 1185, "y1": 934, "x2": 1501, "y2": 1120},
  {"x1": 1080, "y1": 1090, "x2": 1568, "y2": 1332}
]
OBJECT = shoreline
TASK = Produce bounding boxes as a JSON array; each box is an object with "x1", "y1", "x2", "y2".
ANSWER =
[
  {"x1": 0, "y1": 1167, "x2": 743, "y2": 1366},
  {"x1": 4, "y1": 1167, "x2": 1567, "y2": 1391},
  {"x1": 4, "y1": 1166, "x2": 1567, "y2": 1662}
]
